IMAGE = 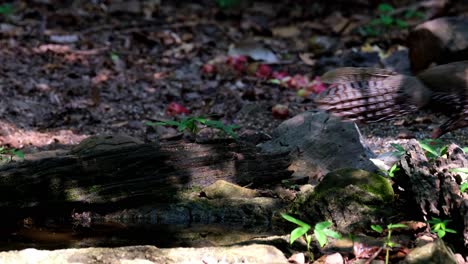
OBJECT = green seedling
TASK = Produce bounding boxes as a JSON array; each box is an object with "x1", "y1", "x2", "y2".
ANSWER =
[
  {"x1": 216, "y1": 0, "x2": 240, "y2": 9},
  {"x1": 0, "y1": 146, "x2": 24, "y2": 163},
  {"x1": 387, "y1": 163, "x2": 400, "y2": 178},
  {"x1": 371, "y1": 223, "x2": 407, "y2": 264},
  {"x1": 359, "y1": 3, "x2": 424, "y2": 37},
  {"x1": 281, "y1": 179, "x2": 299, "y2": 190},
  {"x1": 281, "y1": 213, "x2": 341, "y2": 261},
  {"x1": 110, "y1": 52, "x2": 120, "y2": 62},
  {"x1": 418, "y1": 139, "x2": 448, "y2": 159},
  {"x1": 450, "y1": 168, "x2": 468, "y2": 174},
  {"x1": 0, "y1": 3, "x2": 14, "y2": 16},
  {"x1": 460, "y1": 183, "x2": 468, "y2": 193},
  {"x1": 427, "y1": 217, "x2": 457, "y2": 239},
  {"x1": 391, "y1": 143, "x2": 405, "y2": 158},
  {"x1": 146, "y1": 116, "x2": 239, "y2": 139}
]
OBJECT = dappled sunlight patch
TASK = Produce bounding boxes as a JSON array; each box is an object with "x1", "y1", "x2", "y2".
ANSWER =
[{"x1": 0, "y1": 120, "x2": 88, "y2": 148}]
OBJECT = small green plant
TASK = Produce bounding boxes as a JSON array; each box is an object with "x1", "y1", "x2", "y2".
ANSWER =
[
  {"x1": 359, "y1": 3, "x2": 424, "y2": 37},
  {"x1": 0, "y1": 3, "x2": 14, "y2": 16},
  {"x1": 110, "y1": 52, "x2": 119, "y2": 60},
  {"x1": 387, "y1": 163, "x2": 400, "y2": 178},
  {"x1": 427, "y1": 217, "x2": 457, "y2": 239},
  {"x1": 418, "y1": 139, "x2": 448, "y2": 159},
  {"x1": 281, "y1": 213, "x2": 341, "y2": 261},
  {"x1": 391, "y1": 143, "x2": 405, "y2": 158},
  {"x1": 0, "y1": 146, "x2": 24, "y2": 163},
  {"x1": 460, "y1": 183, "x2": 468, "y2": 193},
  {"x1": 450, "y1": 168, "x2": 468, "y2": 174},
  {"x1": 216, "y1": 0, "x2": 240, "y2": 9},
  {"x1": 371, "y1": 223, "x2": 407, "y2": 264},
  {"x1": 146, "y1": 116, "x2": 239, "y2": 139}
]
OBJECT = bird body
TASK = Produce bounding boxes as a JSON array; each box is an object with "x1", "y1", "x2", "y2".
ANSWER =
[{"x1": 315, "y1": 61, "x2": 468, "y2": 138}]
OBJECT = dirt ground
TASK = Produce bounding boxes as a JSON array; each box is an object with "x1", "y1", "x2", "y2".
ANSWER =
[{"x1": 0, "y1": 0, "x2": 466, "y2": 154}]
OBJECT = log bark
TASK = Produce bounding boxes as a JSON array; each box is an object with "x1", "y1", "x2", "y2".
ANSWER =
[
  {"x1": 396, "y1": 140, "x2": 468, "y2": 246},
  {"x1": 0, "y1": 140, "x2": 292, "y2": 211}
]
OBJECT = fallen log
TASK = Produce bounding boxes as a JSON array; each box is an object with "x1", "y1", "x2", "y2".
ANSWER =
[{"x1": 0, "y1": 136, "x2": 292, "y2": 213}]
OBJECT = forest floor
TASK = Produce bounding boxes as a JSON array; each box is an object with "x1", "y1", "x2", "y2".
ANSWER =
[{"x1": 0, "y1": 0, "x2": 467, "y2": 154}]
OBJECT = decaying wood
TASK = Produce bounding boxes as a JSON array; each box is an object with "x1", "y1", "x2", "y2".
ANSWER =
[
  {"x1": 396, "y1": 140, "x2": 468, "y2": 246},
  {"x1": 0, "y1": 140, "x2": 292, "y2": 210}
]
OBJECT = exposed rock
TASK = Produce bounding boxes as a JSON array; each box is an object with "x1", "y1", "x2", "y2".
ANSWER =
[
  {"x1": 291, "y1": 168, "x2": 394, "y2": 233},
  {"x1": 324, "y1": 252, "x2": 344, "y2": 264},
  {"x1": 288, "y1": 252, "x2": 305, "y2": 264},
  {"x1": 201, "y1": 180, "x2": 258, "y2": 199},
  {"x1": 402, "y1": 239, "x2": 457, "y2": 264},
  {"x1": 260, "y1": 111, "x2": 376, "y2": 184},
  {"x1": 0, "y1": 244, "x2": 288, "y2": 264},
  {"x1": 408, "y1": 17, "x2": 468, "y2": 73}
]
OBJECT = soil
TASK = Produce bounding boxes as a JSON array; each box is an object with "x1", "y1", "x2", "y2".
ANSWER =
[{"x1": 0, "y1": 1, "x2": 466, "y2": 153}]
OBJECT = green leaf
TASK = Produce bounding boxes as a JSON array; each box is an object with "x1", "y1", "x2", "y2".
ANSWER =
[
  {"x1": 463, "y1": 147, "x2": 468, "y2": 153},
  {"x1": 391, "y1": 143, "x2": 405, "y2": 157},
  {"x1": 418, "y1": 140, "x2": 441, "y2": 158},
  {"x1": 445, "y1": 228, "x2": 457, "y2": 234},
  {"x1": 193, "y1": 117, "x2": 208, "y2": 124},
  {"x1": 12, "y1": 150, "x2": 24, "y2": 159},
  {"x1": 387, "y1": 241, "x2": 400, "y2": 247},
  {"x1": 461, "y1": 183, "x2": 468, "y2": 193},
  {"x1": 428, "y1": 217, "x2": 442, "y2": 223},
  {"x1": 323, "y1": 229, "x2": 342, "y2": 239},
  {"x1": 395, "y1": 19, "x2": 408, "y2": 28},
  {"x1": 314, "y1": 229, "x2": 328, "y2": 247},
  {"x1": 290, "y1": 226, "x2": 309, "y2": 244},
  {"x1": 404, "y1": 10, "x2": 425, "y2": 19},
  {"x1": 146, "y1": 116, "x2": 238, "y2": 138},
  {"x1": 437, "y1": 229, "x2": 446, "y2": 238},
  {"x1": 378, "y1": 3, "x2": 394, "y2": 13},
  {"x1": 281, "y1": 213, "x2": 311, "y2": 228},
  {"x1": 222, "y1": 126, "x2": 239, "y2": 139},
  {"x1": 184, "y1": 118, "x2": 198, "y2": 133},
  {"x1": 177, "y1": 122, "x2": 188, "y2": 132},
  {"x1": 204, "y1": 120, "x2": 224, "y2": 128},
  {"x1": 379, "y1": 15, "x2": 394, "y2": 25},
  {"x1": 432, "y1": 223, "x2": 442, "y2": 231},
  {"x1": 359, "y1": 25, "x2": 380, "y2": 37},
  {"x1": 204, "y1": 120, "x2": 239, "y2": 139},
  {"x1": 450, "y1": 168, "x2": 468, "y2": 173},
  {"x1": 388, "y1": 223, "x2": 407, "y2": 229},
  {"x1": 440, "y1": 145, "x2": 448, "y2": 156},
  {"x1": 145, "y1": 120, "x2": 181, "y2": 127},
  {"x1": 391, "y1": 143, "x2": 405, "y2": 152},
  {"x1": 315, "y1": 221, "x2": 332, "y2": 231},
  {"x1": 110, "y1": 52, "x2": 119, "y2": 62},
  {"x1": 371, "y1": 224, "x2": 383, "y2": 233},
  {"x1": 216, "y1": 0, "x2": 240, "y2": 9},
  {"x1": 388, "y1": 163, "x2": 400, "y2": 178},
  {"x1": 0, "y1": 4, "x2": 14, "y2": 15}
]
